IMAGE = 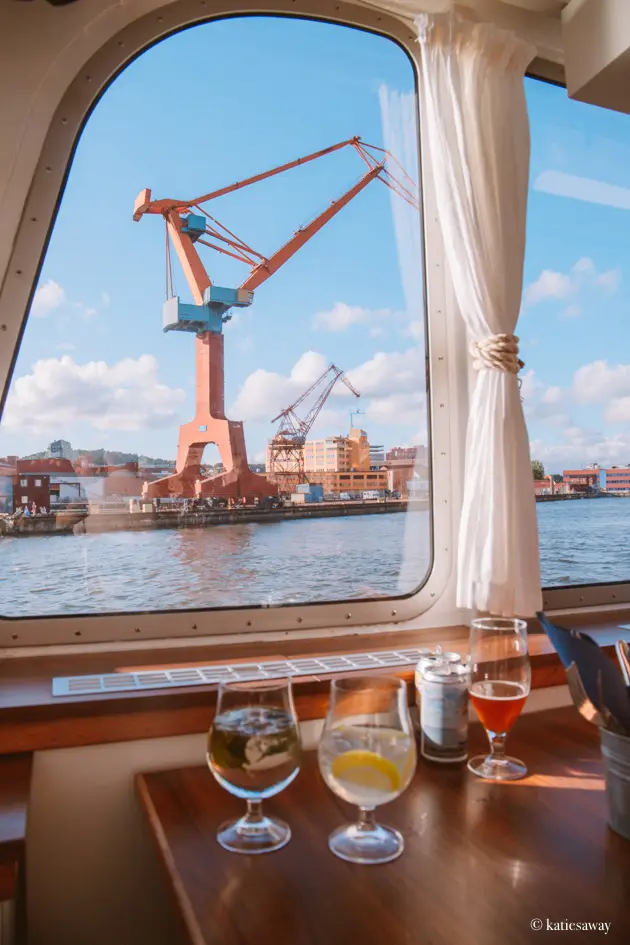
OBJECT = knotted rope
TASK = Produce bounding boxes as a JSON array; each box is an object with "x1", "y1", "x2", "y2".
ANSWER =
[{"x1": 470, "y1": 333, "x2": 524, "y2": 374}]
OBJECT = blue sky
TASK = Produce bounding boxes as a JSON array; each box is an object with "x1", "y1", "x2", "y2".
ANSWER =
[
  {"x1": 520, "y1": 77, "x2": 630, "y2": 473},
  {"x1": 0, "y1": 17, "x2": 629, "y2": 474}
]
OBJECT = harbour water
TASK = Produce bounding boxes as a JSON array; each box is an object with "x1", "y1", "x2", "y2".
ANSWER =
[{"x1": 0, "y1": 499, "x2": 627, "y2": 618}]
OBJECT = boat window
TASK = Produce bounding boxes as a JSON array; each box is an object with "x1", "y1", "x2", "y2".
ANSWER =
[
  {"x1": 0, "y1": 16, "x2": 431, "y2": 625},
  {"x1": 523, "y1": 77, "x2": 630, "y2": 595}
]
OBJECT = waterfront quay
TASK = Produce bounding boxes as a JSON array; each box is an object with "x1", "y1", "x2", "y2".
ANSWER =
[{"x1": 2, "y1": 498, "x2": 414, "y2": 537}]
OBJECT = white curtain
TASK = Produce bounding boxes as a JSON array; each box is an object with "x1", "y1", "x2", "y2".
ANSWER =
[{"x1": 415, "y1": 10, "x2": 542, "y2": 616}]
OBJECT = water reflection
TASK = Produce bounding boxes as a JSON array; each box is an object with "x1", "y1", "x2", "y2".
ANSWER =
[{"x1": 0, "y1": 512, "x2": 430, "y2": 616}]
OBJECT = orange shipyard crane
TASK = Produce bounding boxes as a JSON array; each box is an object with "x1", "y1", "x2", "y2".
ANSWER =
[
  {"x1": 133, "y1": 137, "x2": 419, "y2": 500},
  {"x1": 268, "y1": 364, "x2": 360, "y2": 491}
]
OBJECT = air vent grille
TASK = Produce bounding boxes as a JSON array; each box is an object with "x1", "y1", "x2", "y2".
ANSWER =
[{"x1": 51, "y1": 648, "x2": 429, "y2": 697}]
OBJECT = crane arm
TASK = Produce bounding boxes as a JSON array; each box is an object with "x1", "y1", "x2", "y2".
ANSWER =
[
  {"x1": 188, "y1": 137, "x2": 361, "y2": 206},
  {"x1": 239, "y1": 163, "x2": 383, "y2": 292},
  {"x1": 300, "y1": 365, "x2": 360, "y2": 439},
  {"x1": 340, "y1": 373, "x2": 360, "y2": 398},
  {"x1": 272, "y1": 364, "x2": 360, "y2": 442},
  {"x1": 299, "y1": 375, "x2": 341, "y2": 439},
  {"x1": 164, "y1": 209, "x2": 210, "y2": 304},
  {"x1": 132, "y1": 138, "x2": 362, "y2": 221},
  {"x1": 271, "y1": 365, "x2": 338, "y2": 424}
]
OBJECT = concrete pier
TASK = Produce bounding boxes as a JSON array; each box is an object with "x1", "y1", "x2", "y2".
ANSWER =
[{"x1": 2, "y1": 499, "x2": 420, "y2": 537}]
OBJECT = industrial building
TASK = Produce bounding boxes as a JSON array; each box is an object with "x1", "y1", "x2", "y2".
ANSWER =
[
  {"x1": 303, "y1": 428, "x2": 371, "y2": 474},
  {"x1": 604, "y1": 468, "x2": 630, "y2": 493},
  {"x1": 269, "y1": 427, "x2": 388, "y2": 495}
]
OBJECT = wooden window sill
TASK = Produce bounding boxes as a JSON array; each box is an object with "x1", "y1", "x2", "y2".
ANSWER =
[{"x1": 0, "y1": 611, "x2": 628, "y2": 754}]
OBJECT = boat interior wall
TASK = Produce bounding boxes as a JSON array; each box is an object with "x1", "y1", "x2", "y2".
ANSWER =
[{"x1": 563, "y1": 0, "x2": 630, "y2": 115}]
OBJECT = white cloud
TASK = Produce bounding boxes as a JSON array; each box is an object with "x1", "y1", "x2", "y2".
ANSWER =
[
  {"x1": 572, "y1": 257, "x2": 594, "y2": 274},
  {"x1": 530, "y1": 427, "x2": 630, "y2": 472},
  {"x1": 2, "y1": 354, "x2": 185, "y2": 434},
  {"x1": 312, "y1": 302, "x2": 396, "y2": 333},
  {"x1": 30, "y1": 279, "x2": 110, "y2": 321},
  {"x1": 230, "y1": 347, "x2": 426, "y2": 439},
  {"x1": 573, "y1": 360, "x2": 630, "y2": 404},
  {"x1": 542, "y1": 386, "x2": 563, "y2": 405},
  {"x1": 55, "y1": 342, "x2": 76, "y2": 352},
  {"x1": 606, "y1": 397, "x2": 630, "y2": 424},
  {"x1": 524, "y1": 257, "x2": 622, "y2": 310},
  {"x1": 346, "y1": 347, "x2": 423, "y2": 397},
  {"x1": 365, "y1": 391, "x2": 426, "y2": 427},
  {"x1": 230, "y1": 351, "x2": 329, "y2": 422},
  {"x1": 520, "y1": 370, "x2": 569, "y2": 426},
  {"x1": 525, "y1": 270, "x2": 573, "y2": 305},
  {"x1": 596, "y1": 269, "x2": 622, "y2": 293},
  {"x1": 31, "y1": 280, "x2": 65, "y2": 318},
  {"x1": 534, "y1": 170, "x2": 630, "y2": 212},
  {"x1": 73, "y1": 302, "x2": 97, "y2": 320}
]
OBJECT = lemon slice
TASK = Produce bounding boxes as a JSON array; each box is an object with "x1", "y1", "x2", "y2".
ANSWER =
[{"x1": 330, "y1": 750, "x2": 401, "y2": 793}]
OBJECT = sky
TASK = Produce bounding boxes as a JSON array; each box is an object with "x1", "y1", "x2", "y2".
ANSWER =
[
  {"x1": 0, "y1": 16, "x2": 629, "y2": 474},
  {"x1": 521, "y1": 78, "x2": 630, "y2": 473}
]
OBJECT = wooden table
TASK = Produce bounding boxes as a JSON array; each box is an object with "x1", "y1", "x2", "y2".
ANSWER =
[{"x1": 137, "y1": 708, "x2": 630, "y2": 945}]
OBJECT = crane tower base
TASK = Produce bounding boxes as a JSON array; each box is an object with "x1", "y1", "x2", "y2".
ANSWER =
[{"x1": 143, "y1": 466, "x2": 277, "y2": 501}]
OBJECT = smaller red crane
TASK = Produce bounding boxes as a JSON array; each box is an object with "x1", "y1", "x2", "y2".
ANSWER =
[{"x1": 268, "y1": 364, "x2": 359, "y2": 491}]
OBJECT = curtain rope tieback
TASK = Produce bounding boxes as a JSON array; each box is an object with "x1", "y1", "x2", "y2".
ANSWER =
[{"x1": 470, "y1": 333, "x2": 524, "y2": 374}]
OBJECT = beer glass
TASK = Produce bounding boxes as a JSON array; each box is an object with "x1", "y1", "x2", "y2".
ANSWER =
[
  {"x1": 207, "y1": 679, "x2": 301, "y2": 853},
  {"x1": 318, "y1": 676, "x2": 416, "y2": 864},
  {"x1": 468, "y1": 617, "x2": 531, "y2": 781}
]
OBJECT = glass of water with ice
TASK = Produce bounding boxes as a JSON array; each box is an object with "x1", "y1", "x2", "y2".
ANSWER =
[
  {"x1": 318, "y1": 675, "x2": 416, "y2": 864},
  {"x1": 207, "y1": 679, "x2": 301, "y2": 854}
]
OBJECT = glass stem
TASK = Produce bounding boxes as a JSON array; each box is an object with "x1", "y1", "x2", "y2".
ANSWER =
[
  {"x1": 488, "y1": 730, "x2": 507, "y2": 763},
  {"x1": 357, "y1": 807, "x2": 376, "y2": 831},
  {"x1": 245, "y1": 799, "x2": 263, "y2": 824}
]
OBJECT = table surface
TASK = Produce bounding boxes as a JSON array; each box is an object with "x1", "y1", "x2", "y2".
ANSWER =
[{"x1": 137, "y1": 708, "x2": 630, "y2": 945}]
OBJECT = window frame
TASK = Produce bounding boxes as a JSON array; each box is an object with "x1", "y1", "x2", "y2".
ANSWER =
[{"x1": 0, "y1": 0, "x2": 460, "y2": 647}]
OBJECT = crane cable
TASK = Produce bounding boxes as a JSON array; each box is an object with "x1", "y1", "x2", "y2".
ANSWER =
[{"x1": 165, "y1": 221, "x2": 175, "y2": 300}]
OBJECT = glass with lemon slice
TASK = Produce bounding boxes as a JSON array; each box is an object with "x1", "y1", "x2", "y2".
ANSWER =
[{"x1": 318, "y1": 676, "x2": 416, "y2": 864}]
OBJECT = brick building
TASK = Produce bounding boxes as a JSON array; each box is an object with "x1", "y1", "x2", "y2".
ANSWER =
[
  {"x1": 563, "y1": 467, "x2": 601, "y2": 494},
  {"x1": 14, "y1": 473, "x2": 50, "y2": 511},
  {"x1": 0, "y1": 458, "x2": 53, "y2": 512}
]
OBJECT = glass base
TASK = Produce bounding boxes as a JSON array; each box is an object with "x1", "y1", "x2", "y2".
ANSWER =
[
  {"x1": 217, "y1": 812, "x2": 291, "y2": 854},
  {"x1": 467, "y1": 753, "x2": 528, "y2": 781},
  {"x1": 328, "y1": 821, "x2": 404, "y2": 864}
]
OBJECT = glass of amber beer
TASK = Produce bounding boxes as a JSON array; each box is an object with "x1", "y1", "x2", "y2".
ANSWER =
[{"x1": 467, "y1": 618, "x2": 531, "y2": 781}]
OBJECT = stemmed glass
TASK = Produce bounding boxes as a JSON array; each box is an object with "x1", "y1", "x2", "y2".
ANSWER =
[
  {"x1": 207, "y1": 679, "x2": 301, "y2": 853},
  {"x1": 468, "y1": 617, "x2": 531, "y2": 781},
  {"x1": 318, "y1": 676, "x2": 416, "y2": 864}
]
